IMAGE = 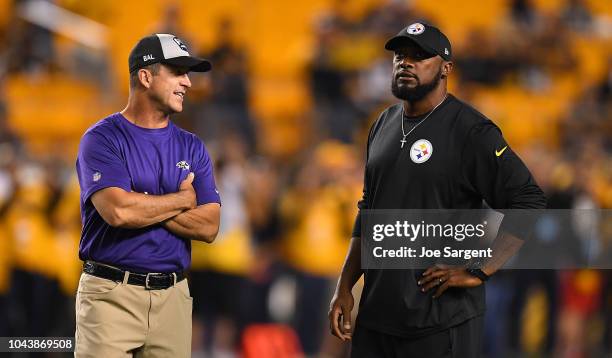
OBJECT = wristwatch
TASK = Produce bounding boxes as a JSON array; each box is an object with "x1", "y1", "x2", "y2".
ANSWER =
[{"x1": 466, "y1": 261, "x2": 489, "y2": 282}]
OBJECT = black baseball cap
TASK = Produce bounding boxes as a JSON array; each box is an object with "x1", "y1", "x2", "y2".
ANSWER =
[
  {"x1": 385, "y1": 23, "x2": 452, "y2": 61},
  {"x1": 128, "y1": 34, "x2": 212, "y2": 73}
]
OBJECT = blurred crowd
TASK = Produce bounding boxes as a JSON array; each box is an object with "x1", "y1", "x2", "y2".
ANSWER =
[{"x1": 0, "y1": 0, "x2": 611, "y2": 357}]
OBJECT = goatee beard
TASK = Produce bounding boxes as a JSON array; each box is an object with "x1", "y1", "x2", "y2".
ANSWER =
[{"x1": 391, "y1": 68, "x2": 442, "y2": 102}]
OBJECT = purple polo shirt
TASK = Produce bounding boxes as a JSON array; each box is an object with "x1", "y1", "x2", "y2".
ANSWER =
[{"x1": 76, "y1": 113, "x2": 221, "y2": 273}]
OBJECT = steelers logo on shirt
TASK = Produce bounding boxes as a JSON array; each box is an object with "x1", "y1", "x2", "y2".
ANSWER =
[{"x1": 410, "y1": 139, "x2": 433, "y2": 164}]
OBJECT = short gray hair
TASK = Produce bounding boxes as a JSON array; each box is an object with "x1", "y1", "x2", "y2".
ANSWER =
[{"x1": 129, "y1": 63, "x2": 161, "y2": 89}]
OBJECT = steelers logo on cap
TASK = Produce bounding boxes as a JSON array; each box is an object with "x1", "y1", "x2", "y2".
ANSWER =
[
  {"x1": 407, "y1": 23, "x2": 425, "y2": 35},
  {"x1": 410, "y1": 139, "x2": 433, "y2": 163}
]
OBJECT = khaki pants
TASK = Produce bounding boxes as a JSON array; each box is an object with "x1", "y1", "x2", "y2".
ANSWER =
[{"x1": 75, "y1": 273, "x2": 192, "y2": 357}]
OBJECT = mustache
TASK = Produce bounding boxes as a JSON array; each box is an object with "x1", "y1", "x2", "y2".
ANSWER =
[
  {"x1": 393, "y1": 71, "x2": 421, "y2": 83},
  {"x1": 395, "y1": 71, "x2": 417, "y2": 79}
]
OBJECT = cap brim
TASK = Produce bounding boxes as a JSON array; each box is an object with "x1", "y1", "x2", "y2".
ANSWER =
[
  {"x1": 385, "y1": 35, "x2": 437, "y2": 56},
  {"x1": 162, "y1": 56, "x2": 212, "y2": 72}
]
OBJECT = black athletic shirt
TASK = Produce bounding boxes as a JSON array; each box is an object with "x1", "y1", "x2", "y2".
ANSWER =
[{"x1": 352, "y1": 94, "x2": 546, "y2": 337}]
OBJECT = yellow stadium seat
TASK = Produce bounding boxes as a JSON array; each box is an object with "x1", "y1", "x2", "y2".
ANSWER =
[
  {"x1": 6, "y1": 74, "x2": 110, "y2": 156},
  {"x1": 532, "y1": 0, "x2": 565, "y2": 14},
  {"x1": 572, "y1": 35, "x2": 611, "y2": 86},
  {"x1": 413, "y1": 0, "x2": 508, "y2": 46},
  {"x1": 586, "y1": 0, "x2": 612, "y2": 16},
  {"x1": 0, "y1": 0, "x2": 12, "y2": 30}
]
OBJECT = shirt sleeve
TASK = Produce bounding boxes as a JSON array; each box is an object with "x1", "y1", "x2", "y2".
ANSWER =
[
  {"x1": 462, "y1": 122, "x2": 547, "y2": 238},
  {"x1": 351, "y1": 167, "x2": 368, "y2": 238},
  {"x1": 76, "y1": 130, "x2": 132, "y2": 203},
  {"x1": 351, "y1": 113, "x2": 385, "y2": 238},
  {"x1": 192, "y1": 140, "x2": 221, "y2": 206}
]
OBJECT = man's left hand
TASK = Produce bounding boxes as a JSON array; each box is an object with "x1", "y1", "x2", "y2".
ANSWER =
[{"x1": 418, "y1": 264, "x2": 484, "y2": 298}]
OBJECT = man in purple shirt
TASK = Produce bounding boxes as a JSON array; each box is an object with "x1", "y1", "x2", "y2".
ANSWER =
[{"x1": 74, "y1": 34, "x2": 221, "y2": 357}]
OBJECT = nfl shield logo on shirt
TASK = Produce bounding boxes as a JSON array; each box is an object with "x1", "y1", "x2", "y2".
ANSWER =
[
  {"x1": 93, "y1": 171, "x2": 101, "y2": 182},
  {"x1": 410, "y1": 139, "x2": 433, "y2": 164}
]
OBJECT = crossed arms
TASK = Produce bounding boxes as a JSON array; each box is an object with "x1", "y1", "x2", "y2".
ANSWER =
[{"x1": 91, "y1": 173, "x2": 220, "y2": 243}]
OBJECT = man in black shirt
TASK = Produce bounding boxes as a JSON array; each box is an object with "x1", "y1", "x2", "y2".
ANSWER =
[{"x1": 328, "y1": 23, "x2": 546, "y2": 357}]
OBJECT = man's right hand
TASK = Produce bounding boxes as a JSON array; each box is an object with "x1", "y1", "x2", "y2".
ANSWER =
[
  {"x1": 328, "y1": 288, "x2": 354, "y2": 341},
  {"x1": 179, "y1": 172, "x2": 197, "y2": 209}
]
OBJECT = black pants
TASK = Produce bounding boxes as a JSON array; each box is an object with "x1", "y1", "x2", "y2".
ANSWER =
[{"x1": 351, "y1": 316, "x2": 483, "y2": 358}]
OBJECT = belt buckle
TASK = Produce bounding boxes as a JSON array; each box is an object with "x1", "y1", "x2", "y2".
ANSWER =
[
  {"x1": 83, "y1": 261, "x2": 95, "y2": 274},
  {"x1": 145, "y1": 273, "x2": 166, "y2": 290}
]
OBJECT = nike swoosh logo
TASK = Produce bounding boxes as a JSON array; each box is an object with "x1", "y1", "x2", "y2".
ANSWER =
[{"x1": 495, "y1": 146, "x2": 508, "y2": 157}]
